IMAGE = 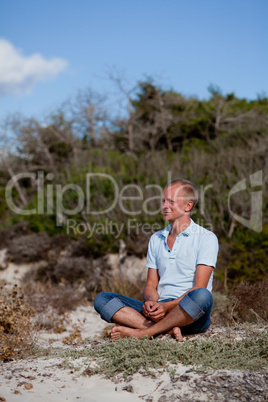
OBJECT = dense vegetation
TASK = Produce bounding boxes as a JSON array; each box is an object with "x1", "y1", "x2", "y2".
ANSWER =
[{"x1": 0, "y1": 79, "x2": 267, "y2": 289}]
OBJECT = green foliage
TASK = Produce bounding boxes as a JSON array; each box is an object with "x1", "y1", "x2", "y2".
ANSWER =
[
  {"x1": 1, "y1": 80, "x2": 268, "y2": 287},
  {"x1": 0, "y1": 186, "x2": 10, "y2": 218},
  {"x1": 216, "y1": 226, "x2": 268, "y2": 285},
  {"x1": 10, "y1": 213, "x2": 64, "y2": 236},
  {"x1": 2, "y1": 145, "x2": 268, "y2": 276},
  {"x1": 52, "y1": 330, "x2": 268, "y2": 378}
]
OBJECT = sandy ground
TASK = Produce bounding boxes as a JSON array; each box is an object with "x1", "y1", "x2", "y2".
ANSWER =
[
  {"x1": 1, "y1": 317, "x2": 267, "y2": 402},
  {"x1": 0, "y1": 256, "x2": 267, "y2": 401}
]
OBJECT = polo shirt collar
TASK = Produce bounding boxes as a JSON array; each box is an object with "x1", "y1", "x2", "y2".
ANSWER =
[
  {"x1": 160, "y1": 224, "x2": 172, "y2": 239},
  {"x1": 160, "y1": 219, "x2": 195, "y2": 238},
  {"x1": 182, "y1": 219, "x2": 195, "y2": 236}
]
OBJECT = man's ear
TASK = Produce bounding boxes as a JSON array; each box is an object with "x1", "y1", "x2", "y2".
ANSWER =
[{"x1": 185, "y1": 200, "x2": 194, "y2": 212}]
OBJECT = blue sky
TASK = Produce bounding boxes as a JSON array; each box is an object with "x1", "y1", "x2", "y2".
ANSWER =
[{"x1": 0, "y1": 0, "x2": 267, "y2": 122}]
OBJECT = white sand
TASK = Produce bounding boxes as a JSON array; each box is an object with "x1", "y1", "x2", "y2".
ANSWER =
[
  {"x1": 0, "y1": 355, "x2": 211, "y2": 402},
  {"x1": 36, "y1": 304, "x2": 109, "y2": 348},
  {"x1": 0, "y1": 357, "x2": 144, "y2": 402}
]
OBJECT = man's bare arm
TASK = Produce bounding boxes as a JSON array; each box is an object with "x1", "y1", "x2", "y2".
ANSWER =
[
  {"x1": 142, "y1": 268, "x2": 160, "y2": 317},
  {"x1": 143, "y1": 268, "x2": 160, "y2": 302}
]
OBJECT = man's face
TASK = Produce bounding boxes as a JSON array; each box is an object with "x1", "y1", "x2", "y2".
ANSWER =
[{"x1": 161, "y1": 184, "x2": 190, "y2": 222}]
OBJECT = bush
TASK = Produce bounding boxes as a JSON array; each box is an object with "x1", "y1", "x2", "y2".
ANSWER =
[
  {"x1": 58, "y1": 332, "x2": 268, "y2": 377},
  {"x1": 216, "y1": 226, "x2": 268, "y2": 287},
  {"x1": 32, "y1": 255, "x2": 108, "y2": 299},
  {"x1": 22, "y1": 281, "x2": 87, "y2": 315},
  {"x1": 213, "y1": 276, "x2": 268, "y2": 325},
  {"x1": 0, "y1": 284, "x2": 35, "y2": 360},
  {"x1": 228, "y1": 276, "x2": 268, "y2": 323},
  {"x1": 0, "y1": 221, "x2": 30, "y2": 249},
  {"x1": 8, "y1": 233, "x2": 51, "y2": 263}
]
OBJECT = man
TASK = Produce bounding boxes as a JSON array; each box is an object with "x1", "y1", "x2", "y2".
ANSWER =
[{"x1": 94, "y1": 179, "x2": 219, "y2": 341}]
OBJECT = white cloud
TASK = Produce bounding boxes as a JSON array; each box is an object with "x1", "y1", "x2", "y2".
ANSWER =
[{"x1": 0, "y1": 38, "x2": 68, "y2": 97}]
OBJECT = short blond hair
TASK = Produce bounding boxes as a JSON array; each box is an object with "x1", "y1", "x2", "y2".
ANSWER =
[{"x1": 165, "y1": 179, "x2": 199, "y2": 210}]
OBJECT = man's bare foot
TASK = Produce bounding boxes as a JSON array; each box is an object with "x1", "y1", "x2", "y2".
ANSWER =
[
  {"x1": 111, "y1": 326, "x2": 147, "y2": 341},
  {"x1": 171, "y1": 327, "x2": 183, "y2": 342}
]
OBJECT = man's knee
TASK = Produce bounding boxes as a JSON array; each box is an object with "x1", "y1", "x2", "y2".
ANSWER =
[
  {"x1": 187, "y1": 288, "x2": 213, "y2": 312},
  {"x1": 94, "y1": 292, "x2": 127, "y2": 323},
  {"x1": 94, "y1": 292, "x2": 109, "y2": 315}
]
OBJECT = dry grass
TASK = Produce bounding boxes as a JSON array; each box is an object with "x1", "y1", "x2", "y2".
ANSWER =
[
  {"x1": 0, "y1": 284, "x2": 36, "y2": 361},
  {"x1": 16, "y1": 279, "x2": 88, "y2": 334},
  {"x1": 62, "y1": 324, "x2": 82, "y2": 345},
  {"x1": 228, "y1": 276, "x2": 268, "y2": 323},
  {"x1": 212, "y1": 276, "x2": 268, "y2": 326},
  {"x1": 99, "y1": 273, "x2": 145, "y2": 301},
  {"x1": 22, "y1": 280, "x2": 87, "y2": 315}
]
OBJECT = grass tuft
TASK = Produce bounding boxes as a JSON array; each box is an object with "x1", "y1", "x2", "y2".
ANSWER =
[{"x1": 46, "y1": 328, "x2": 268, "y2": 378}]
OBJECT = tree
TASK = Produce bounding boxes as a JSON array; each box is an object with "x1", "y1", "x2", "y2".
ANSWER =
[{"x1": 69, "y1": 89, "x2": 109, "y2": 148}]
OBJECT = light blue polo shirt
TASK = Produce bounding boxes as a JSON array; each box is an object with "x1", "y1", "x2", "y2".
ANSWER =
[{"x1": 146, "y1": 219, "x2": 219, "y2": 301}]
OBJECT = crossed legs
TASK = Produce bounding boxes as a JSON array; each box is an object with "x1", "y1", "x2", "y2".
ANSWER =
[
  {"x1": 94, "y1": 288, "x2": 213, "y2": 342},
  {"x1": 111, "y1": 303, "x2": 191, "y2": 341}
]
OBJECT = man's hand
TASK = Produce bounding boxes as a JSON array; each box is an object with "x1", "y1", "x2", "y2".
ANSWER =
[
  {"x1": 143, "y1": 301, "x2": 157, "y2": 317},
  {"x1": 144, "y1": 302, "x2": 169, "y2": 322}
]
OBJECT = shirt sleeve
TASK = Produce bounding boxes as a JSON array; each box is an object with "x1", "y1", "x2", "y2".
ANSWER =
[
  {"x1": 146, "y1": 235, "x2": 158, "y2": 269},
  {"x1": 196, "y1": 232, "x2": 219, "y2": 268}
]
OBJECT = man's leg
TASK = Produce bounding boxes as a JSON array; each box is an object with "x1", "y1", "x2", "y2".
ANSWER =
[
  {"x1": 94, "y1": 292, "x2": 154, "y2": 329},
  {"x1": 112, "y1": 307, "x2": 155, "y2": 329},
  {"x1": 180, "y1": 289, "x2": 213, "y2": 335},
  {"x1": 111, "y1": 288, "x2": 213, "y2": 340},
  {"x1": 111, "y1": 302, "x2": 192, "y2": 340}
]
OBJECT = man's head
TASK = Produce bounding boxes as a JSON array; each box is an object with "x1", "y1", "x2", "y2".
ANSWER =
[
  {"x1": 162, "y1": 179, "x2": 198, "y2": 221},
  {"x1": 166, "y1": 179, "x2": 199, "y2": 209}
]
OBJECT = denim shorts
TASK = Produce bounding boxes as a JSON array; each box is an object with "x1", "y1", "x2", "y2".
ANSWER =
[{"x1": 94, "y1": 288, "x2": 213, "y2": 335}]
